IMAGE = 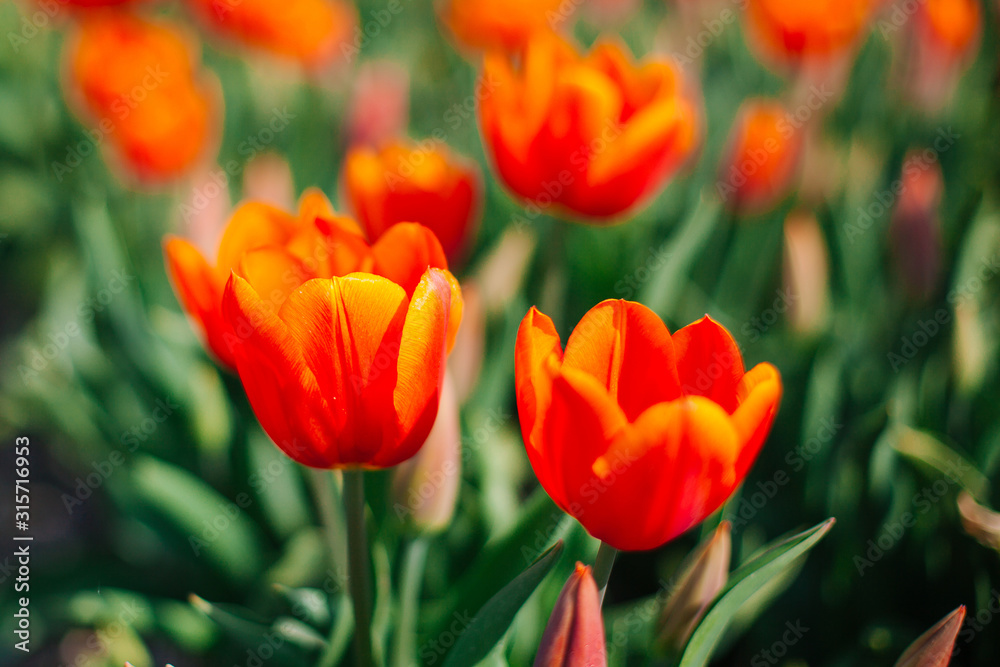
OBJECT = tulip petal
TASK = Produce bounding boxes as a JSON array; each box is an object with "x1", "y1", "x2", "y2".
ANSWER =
[
  {"x1": 164, "y1": 236, "x2": 233, "y2": 367},
  {"x1": 387, "y1": 268, "x2": 457, "y2": 467},
  {"x1": 239, "y1": 246, "x2": 311, "y2": 310},
  {"x1": 371, "y1": 222, "x2": 449, "y2": 296},
  {"x1": 672, "y1": 315, "x2": 745, "y2": 414},
  {"x1": 563, "y1": 300, "x2": 681, "y2": 421},
  {"x1": 515, "y1": 306, "x2": 564, "y2": 455},
  {"x1": 731, "y1": 362, "x2": 782, "y2": 479},
  {"x1": 278, "y1": 275, "x2": 409, "y2": 464},
  {"x1": 222, "y1": 274, "x2": 334, "y2": 467},
  {"x1": 216, "y1": 201, "x2": 298, "y2": 271}
]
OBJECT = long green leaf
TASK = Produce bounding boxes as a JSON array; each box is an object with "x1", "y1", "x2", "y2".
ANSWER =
[
  {"x1": 441, "y1": 541, "x2": 564, "y2": 667},
  {"x1": 679, "y1": 519, "x2": 835, "y2": 667}
]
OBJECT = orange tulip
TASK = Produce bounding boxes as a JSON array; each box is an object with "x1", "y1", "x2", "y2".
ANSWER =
[
  {"x1": 718, "y1": 99, "x2": 803, "y2": 214},
  {"x1": 744, "y1": 0, "x2": 876, "y2": 66},
  {"x1": 65, "y1": 12, "x2": 218, "y2": 182},
  {"x1": 440, "y1": 0, "x2": 566, "y2": 54},
  {"x1": 221, "y1": 254, "x2": 462, "y2": 470},
  {"x1": 904, "y1": 0, "x2": 981, "y2": 110},
  {"x1": 164, "y1": 189, "x2": 455, "y2": 371},
  {"x1": 515, "y1": 301, "x2": 782, "y2": 551},
  {"x1": 919, "y1": 0, "x2": 980, "y2": 59},
  {"x1": 185, "y1": 0, "x2": 356, "y2": 68},
  {"x1": 343, "y1": 140, "x2": 481, "y2": 262},
  {"x1": 480, "y1": 33, "x2": 700, "y2": 221}
]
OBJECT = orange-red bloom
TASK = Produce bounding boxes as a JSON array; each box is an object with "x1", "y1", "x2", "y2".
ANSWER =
[
  {"x1": 65, "y1": 12, "x2": 218, "y2": 182},
  {"x1": 164, "y1": 190, "x2": 457, "y2": 371},
  {"x1": 480, "y1": 33, "x2": 700, "y2": 220},
  {"x1": 440, "y1": 0, "x2": 565, "y2": 54},
  {"x1": 185, "y1": 0, "x2": 355, "y2": 68},
  {"x1": 718, "y1": 99, "x2": 803, "y2": 214},
  {"x1": 744, "y1": 0, "x2": 876, "y2": 66},
  {"x1": 343, "y1": 140, "x2": 481, "y2": 262},
  {"x1": 515, "y1": 301, "x2": 782, "y2": 551}
]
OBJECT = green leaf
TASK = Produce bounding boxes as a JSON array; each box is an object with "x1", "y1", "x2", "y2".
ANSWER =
[
  {"x1": 679, "y1": 519, "x2": 835, "y2": 667},
  {"x1": 441, "y1": 540, "x2": 564, "y2": 667}
]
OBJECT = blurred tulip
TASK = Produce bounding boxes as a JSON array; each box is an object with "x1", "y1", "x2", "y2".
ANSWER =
[
  {"x1": 655, "y1": 521, "x2": 731, "y2": 652},
  {"x1": 957, "y1": 491, "x2": 1000, "y2": 551},
  {"x1": 904, "y1": 0, "x2": 981, "y2": 112},
  {"x1": 783, "y1": 210, "x2": 829, "y2": 335},
  {"x1": 222, "y1": 248, "x2": 463, "y2": 469},
  {"x1": 165, "y1": 190, "x2": 361, "y2": 368},
  {"x1": 448, "y1": 281, "x2": 484, "y2": 403},
  {"x1": 242, "y1": 153, "x2": 295, "y2": 210},
  {"x1": 480, "y1": 33, "x2": 700, "y2": 221},
  {"x1": 473, "y1": 226, "x2": 538, "y2": 314},
  {"x1": 744, "y1": 0, "x2": 876, "y2": 69},
  {"x1": 894, "y1": 606, "x2": 965, "y2": 667},
  {"x1": 718, "y1": 99, "x2": 803, "y2": 214},
  {"x1": 953, "y1": 300, "x2": 990, "y2": 394},
  {"x1": 890, "y1": 152, "x2": 943, "y2": 300},
  {"x1": 343, "y1": 139, "x2": 481, "y2": 262},
  {"x1": 534, "y1": 563, "x2": 607, "y2": 667},
  {"x1": 64, "y1": 12, "x2": 219, "y2": 183},
  {"x1": 392, "y1": 371, "x2": 462, "y2": 532},
  {"x1": 345, "y1": 60, "x2": 410, "y2": 147},
  {"x1": 515, "y1": 302, "x2": 782, "y2": 551},
  {"x1": 440, "y1": 0, "x2": 566, "y2": 54},
  {"x1": 185, "y1": 0, "x2": 356, "y2": 69}
]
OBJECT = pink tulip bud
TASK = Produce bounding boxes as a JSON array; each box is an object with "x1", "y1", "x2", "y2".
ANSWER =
[
  {"x1": 534, "y1": 563, "x2": 607, "y2": 667},
  {"x1": 890, "y1": 151, "x2": 943, "y2": 301}
]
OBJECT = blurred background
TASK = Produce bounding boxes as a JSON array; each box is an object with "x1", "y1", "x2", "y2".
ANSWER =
[{"x1": 1, "y1": 0, "x2": 1000, "y2": 665}]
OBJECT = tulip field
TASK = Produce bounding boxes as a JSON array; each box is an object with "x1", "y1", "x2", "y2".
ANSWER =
[{"x1": 2, "y1": 0, "x2": 1000, "y2": 665}]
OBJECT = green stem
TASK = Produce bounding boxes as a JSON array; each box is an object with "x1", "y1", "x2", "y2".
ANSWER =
[
  {"x1": 391, "y1": 538, "x2": 429, "y2": 667},
  {"x1": 308, "y1": 470, "x2": 351, "y2": 667},
  {"x1": 344, "y1": 469, "x2": 375, "y2": 667},
  {"x1": 592, "y1": 541, "x2": 619, "y2": 606}
]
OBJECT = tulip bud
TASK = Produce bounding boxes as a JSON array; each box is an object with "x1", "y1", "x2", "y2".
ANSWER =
[
  {"x1": 890, "y1": 152, "x2": 943, "y2": 301},
  {"x1": 534, "y1": 563, "x2": 607, "y2": 667},
  {"x1": 655, "y1": 522, "x2": 731, "y2": 653},
  {"x1": 391, "y1": 372, "x2": 462, "y2": 533},
  {"x1": 242, "y1": 154, "x2": 295, "y2": 210},
  {"x1": 783, "y1": 210, "x2": 830, "y2": 335},
  {"x1": 473, "y1": 226, "x2": 537, "y2": 315},
  {"x1": 345, "y1": 60, "x2": 410, "y2": 147},
  {"x1": 895, "y1": 606, "x2": 965, "y2": 667},
  {"x1": 448, "y1": 282, "x2": 485, "y2": 404},
  {"x1": 718, "y1": 99, "x2": 803, "y2": 215},
  {"x1": 903, "y1": 0, "x2": 981, "y2": 113},
  {"x1": 957, "y1": 491, "x2": 1000, "y2": 551}
]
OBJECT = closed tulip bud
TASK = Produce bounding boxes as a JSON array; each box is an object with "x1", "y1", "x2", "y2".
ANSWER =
[
  {"x1": 392, "y1": 372, "x2": 462, "y2": 533},
  {"x1": 957, "y1": 492, "x2": 1000, "y2": 551},
  {"x1": 185, "y1": 0, "x2": 356, "y2": 69},
  {"x1": 242, "y1": 153, "x2": 295, "y2": 210},
  {"x1": 890, "y1": 152, "x2": 943, "y2": 300},
  {"x1": 344, "y1": 140, "x2": 481, "y2": 263},
  {"x1": 783, "y1": 210, "x2": 829, "y2": 335},
  {"x1": 64, "y1": 13, "x2": 220, "y2": 184},
  {"x1": 904, "y1": 0, "x2": 981, "y2": 112},
  {"x1": 655, "y1": 522, "x2": 731, "y2": 652},
  {"x1": 448, "y1": 282, "x2": 485, "y2": 403},
  {"x1": 719, "y1": 99, "x2": 803, "y2": 215},
  {"x1": 534, "y1": 563, "x2": 607, "y2": 667},
  {"x1": 744, "y1": 0, "x2": 877, "y2": 70},
  {"x1": 895, "y1": 606, "x2": 965, "y2": 667},
  {"x1": 516, "y1": 302, "x2": 781, "y2": 551},
  {"x1": 345, "y1": 61, "x2": 410, "y2": 147},
  {"x1": 441, "y1": 0, "x2": 566, "y2": 54},
  {"x1": 480, "y1": 33, "x2": 700, "y2": 221}
]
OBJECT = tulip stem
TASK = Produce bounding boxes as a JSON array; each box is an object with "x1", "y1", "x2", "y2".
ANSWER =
[
  {"x1": 344, "y1": 469, "x2": 376, "y2": 667},
  {"x1": 391, "y1": 537, "x2": 429, "y2": 667},
  {"x1": 593, "y1": 541, "x2": 618, "y2": 605}
]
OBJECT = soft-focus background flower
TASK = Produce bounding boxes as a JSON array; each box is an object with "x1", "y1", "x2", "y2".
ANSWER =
[{"x1": 1, "y1": 0, "x2": 1000, "y2": 665}]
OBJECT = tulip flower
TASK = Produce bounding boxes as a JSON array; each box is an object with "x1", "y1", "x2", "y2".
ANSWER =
[
  {"x1": 904, "y1": 0, "x2": 981, "y2": 111},
  {"x1": 64, "y1": 13, "x2": 219, "y2": 183},
  {"x1": 895, "y1": 606, "x2": 965, "y2": 667},
  {"x1": 343, "y1": 140, "x2": 481, "y2": 262},
  {"x1": 890, "y1": 152, "x2": 943, "y2": 300},
  {"x1": 185, "y1": 0, "x2": 356, "y2": 69},
  {"x1": 515, "y1": 301, "x2": 782, "y2": 551},
  {"x1": 441, "y1": 0, "x2": 566, "y2": 54},
  {"x1": 480, "y1": 33, "x2": 700, "y2": 220},
  {"x1": 165, "y1": 190, "x2": 456, "y2": 373},
  {"x1": 534, "y1": 563, "x2": 607, "y2": 667},
  {"x1": 744, "y1": 0, "x2": 876, "y2": 67},
  {"x1": 718, "y1": 99, "x2": 803, "y2": 214}
]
